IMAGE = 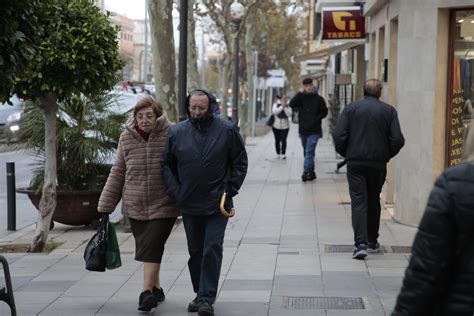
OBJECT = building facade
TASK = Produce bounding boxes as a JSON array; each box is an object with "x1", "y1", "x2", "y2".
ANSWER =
[
  {"x1": 296, "y1": 0, "x2": 474, "y2": 227},
  {"x1": 365, "y1": 0, "x2": 474, "y2": 225}
]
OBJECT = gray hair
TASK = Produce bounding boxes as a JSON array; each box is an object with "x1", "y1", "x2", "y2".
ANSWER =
[{"x1": 363, "y1": 79, "x2": 383, "y2": 98}]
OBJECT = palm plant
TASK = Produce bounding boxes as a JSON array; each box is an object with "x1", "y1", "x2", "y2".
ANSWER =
[{"x1": 15, "y1": 92, "x2": 130, "y2": 191}]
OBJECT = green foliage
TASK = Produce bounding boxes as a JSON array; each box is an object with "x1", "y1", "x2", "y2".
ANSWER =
[
  {"x1": 0, "y1": 0, "x2": 41, "y2": 102},
  {"x1": 13, "y1": 0, "x2": 123, "y2": 102},
  {"x1": 250, "y1": 2, "x2": 306, "y2": 90},
  {"x1": 15, "y1": 93, "x2": 130, "y2": 191}
]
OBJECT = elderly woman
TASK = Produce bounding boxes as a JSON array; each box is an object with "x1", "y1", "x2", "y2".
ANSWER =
[
  {"x1": 393, "y1": 123, "x2": 474, "y2": 316},
  {"x1": 98, "y1": 96, "x2": 178, "y2": 312}
]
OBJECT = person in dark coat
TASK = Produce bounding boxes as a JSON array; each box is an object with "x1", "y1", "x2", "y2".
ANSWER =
[
  {"x1": 162, "y1": 89, "x2": 248, "y2": 316},
  {"x1": 333, "y1": 79, "x2": 405, "y2": 260},
  {"x1": 289, "y1": 78, "x2": 328, "y2": 182},
  {"x1": 392, "y1": 124, "x2": 474, "y2": 316}
]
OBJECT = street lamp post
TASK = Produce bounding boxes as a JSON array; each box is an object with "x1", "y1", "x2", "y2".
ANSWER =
[
  {"x1": 230, "y1": 0, "x2": 245, "y2": 125},
  {"x1": 178, "y1": 0, "x2": 188, "y2": 121}
]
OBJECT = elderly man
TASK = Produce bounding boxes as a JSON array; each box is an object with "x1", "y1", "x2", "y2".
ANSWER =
[
  {"x1": 333, "y1": 79, "x2": 405, "y2": 260},
  {"x1": 162, "y1": 89, "x2": 248, "y2": 316}
]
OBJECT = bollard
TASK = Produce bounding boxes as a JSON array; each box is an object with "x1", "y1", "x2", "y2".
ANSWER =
[{"x1": 6, "y1": 162, "x2": 16, "y2": 231}]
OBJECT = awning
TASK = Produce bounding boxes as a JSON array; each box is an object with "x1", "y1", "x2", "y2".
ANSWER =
[{"x1": 293, "y1": 41, "x2": 363, "y2": 62}]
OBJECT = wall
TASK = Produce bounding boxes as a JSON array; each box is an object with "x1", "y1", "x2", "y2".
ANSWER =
[{"x1": 365, "y1": 0, "x2": 473, "y2": 226}]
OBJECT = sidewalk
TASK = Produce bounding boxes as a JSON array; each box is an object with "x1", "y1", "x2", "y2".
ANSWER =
[{"x1": 0, "y1": 126, "x2": 418, "y2": 315}]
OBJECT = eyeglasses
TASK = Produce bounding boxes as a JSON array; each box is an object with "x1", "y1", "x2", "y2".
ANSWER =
[
  {"x1": 136, "y1": 113, "x2": 156, "y2": 121},
  {"x1": 189, "y1": 107, "x2": 208, "y2": 113}
]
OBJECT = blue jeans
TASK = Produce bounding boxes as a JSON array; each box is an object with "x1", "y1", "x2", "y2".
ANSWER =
[
  {"x1": 182, "y1": 212, "x2": 228, "y2": 304},
  {"x1": 299, "y1": 133, "x2": 321, "y2": 173}
]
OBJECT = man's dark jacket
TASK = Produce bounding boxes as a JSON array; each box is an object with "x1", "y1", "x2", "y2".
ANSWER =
[
  {"x1": 393, "y1": 163, "x2": 474, "y2": 316},
  {"x1": 333, "y1": 96, "x2": 405, "y2": 168},
  {"x1": 162, "y1": 90, "x2": 248, "y2": 216},
  {"x1": 289, "y1": 90, "x2": 328, "y2": 136}
]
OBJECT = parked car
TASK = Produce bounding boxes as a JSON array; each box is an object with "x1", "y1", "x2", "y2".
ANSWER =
[{"x1": 0, "y1": 95, "x2": 24, "y2": 134}]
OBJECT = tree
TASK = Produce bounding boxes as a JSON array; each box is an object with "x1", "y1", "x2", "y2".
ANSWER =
[
  {"x1": 148, "y1": 0, "x2": 178, "y2": 122},
  {"x1": 9, "y1": 0, "x2": 123, "y2": 252},
  {"x1": 197, "y1": 1, "x2": 305, "y2": 139},
  {"x1": 186, "y1": 0, "x2": 200, "y2": 90},
  {"x1": 198, "y1": 0, "x2": 259, "y2": 121},
  {"x1": 0, "y1": 0, "x2": 40, "y2": 102}
]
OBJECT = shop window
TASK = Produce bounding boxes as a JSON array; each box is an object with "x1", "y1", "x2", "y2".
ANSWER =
[{"x1": 447, "y1": 9, "x2": 474, "y2": 166}]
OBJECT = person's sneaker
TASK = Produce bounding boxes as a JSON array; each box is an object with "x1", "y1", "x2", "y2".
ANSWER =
[
  {"x1": 276, "y1": 154, "x2": 281, "y2": 159},
  {"x1": 138, "y1": 290, "x2": 158, "y2": 311},
  {"x1": 281, "y1": 155, "x2": 287, "y2": 160},
  {"x1": 198, "y1": 301, "x2": 215, "y2": 316},
  {"x1": 301, "y1": 172, "x2": 309, "y2": 182},
  {"x1": 352, "y1": 244, "x2": 368, "y2": 260},
  {"x1": 188, "y1": 296, "x2": 201, "y2": 313},
  {"x1": 152, "y1": 286, "x2": 165, "y2": 303},
  {"x1": 367, "y1": 242, "x2": 381, "y2": 253}
]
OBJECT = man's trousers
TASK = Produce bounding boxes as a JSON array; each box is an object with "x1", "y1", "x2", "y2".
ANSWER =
[{"x1": 346, "y1": 164, "x2": 387, "y2": 247}]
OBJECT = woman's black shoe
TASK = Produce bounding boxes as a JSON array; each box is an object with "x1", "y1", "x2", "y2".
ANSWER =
[
  {"x1": 152, "y1": 286, "x2": 165, "y2": 303},
  {"x1": 138, "y1": 290, "x2": 158, "y2": 311}
]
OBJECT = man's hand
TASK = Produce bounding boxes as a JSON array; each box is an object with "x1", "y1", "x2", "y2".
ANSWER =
[{"x1": 224, "y1": 196, "x2": 234, "y2": 211}]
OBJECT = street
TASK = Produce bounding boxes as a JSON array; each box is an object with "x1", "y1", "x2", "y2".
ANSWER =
[{"x1": 0, "y1": 127, "x2": 417, "y2": 315}]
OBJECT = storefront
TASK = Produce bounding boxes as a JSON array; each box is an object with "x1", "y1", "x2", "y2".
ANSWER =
[
  {"x1": 363, "y1": 1, "x2": 474, "y2": 226},
  {"x1": 446, "y1": 9, "x2": 474, "y2": 167}
]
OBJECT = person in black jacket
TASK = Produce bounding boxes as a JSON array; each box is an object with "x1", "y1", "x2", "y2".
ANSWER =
[
  {"x1": 333, "y1": 79, "x2": 405, "y2": 259},
  {"x1": 290, "y1": 78, "x2": 328, "y2": 182},
  {"x1": 162, "y1": 89, "x2": 248, "y2": 316},
  {"x1": 393, "y1": 124, "x2": 474, "y2": 316}
]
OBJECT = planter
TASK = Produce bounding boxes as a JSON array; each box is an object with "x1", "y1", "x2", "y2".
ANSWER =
[{"x1": 17, "y1": 188, "x2": 102, "y2": 227}]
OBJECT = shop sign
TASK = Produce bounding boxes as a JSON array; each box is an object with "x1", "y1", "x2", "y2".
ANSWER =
[
  {"x1": 447, "y1": 87, "x2": 465, "y2": 166},
  {"x1": 322, "y1": 7, "x2": 365, "y2": 40}
]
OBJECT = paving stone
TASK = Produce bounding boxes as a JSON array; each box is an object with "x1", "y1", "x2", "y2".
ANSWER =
[
  {"x1": 221, "y1": 279, "x2": 273, "y2": 291},
  {"x1": 0, "y1": 133, "x2": 419, "y2": 315}
]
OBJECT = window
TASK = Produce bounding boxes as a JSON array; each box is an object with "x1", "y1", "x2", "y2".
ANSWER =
[{"x1": 446, "y1": 9, "x2": 474, "y2": 166}]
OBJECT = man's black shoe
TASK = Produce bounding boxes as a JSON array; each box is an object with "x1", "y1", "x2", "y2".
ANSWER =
[
  {"x1": 302, "y1": 172, "x2": 316, "y2": 182},
  {"x1": 152, "y1": 286, "x2": 165, "y2": 303},
  {"x1": 138, "y1": 289, "x2": 158, "y2": 311},
  {"x1": 352, "y1": 244, "x2": 368, "y2": 260},
  {"x1": 367, "y1": 242, "x2": 381, "y2": 253},
  {"x1": 188, "y1": 296, "x2": 201, "y2": 312},
  {"x1": 198, "y1": 301, "x2": 215, "y2": 316}
]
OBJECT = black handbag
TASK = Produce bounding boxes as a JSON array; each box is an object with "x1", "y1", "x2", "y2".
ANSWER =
[
  {"x1": 266, "y1": 114, "x2": 275, "y2": 126},
  {"x1": 84, "y1": 214, "x2": 109, "y2": 272}
]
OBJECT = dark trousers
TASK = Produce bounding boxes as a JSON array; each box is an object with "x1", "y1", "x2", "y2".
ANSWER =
[
  {"x1": 182, "y1": 212, "x2": 228, "y2": 304},
  {"x1": 346, "y1": 165, "x2": 386, "y2": 247},
  {"x1": 272, "y1": 128, "x2": 289, "y2": 155}
]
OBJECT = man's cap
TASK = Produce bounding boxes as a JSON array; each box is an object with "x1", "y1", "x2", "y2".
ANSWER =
[{"x1": 302, "y1": 78, "x2": 313, "y2": 85}]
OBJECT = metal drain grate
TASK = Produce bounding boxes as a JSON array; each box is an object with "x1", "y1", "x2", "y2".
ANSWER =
[
  {"x1": 284, "y1": 296, "x2": 365, "y2": 310},
  {"x1": 278, "y1": 251, "x2": 300, "y2": 255},
  {"x1": 325, "y1": 245, "x2": 354, "y2": 253},
  {"x1": 325, "y1": 244, "x2": 386, "y2": 253},
  {"x1": 391, "y1": 246, "x2": 412, "y2": 253}
]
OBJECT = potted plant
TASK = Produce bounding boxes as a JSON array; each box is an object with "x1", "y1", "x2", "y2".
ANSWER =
[{"x1": 15, "y1": 92, "x2": 129, "y2": 227}]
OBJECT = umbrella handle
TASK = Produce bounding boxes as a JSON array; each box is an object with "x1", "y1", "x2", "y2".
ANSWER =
[{"x1": 220, "y1": 192, "x2": 235, "y2": 218}]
